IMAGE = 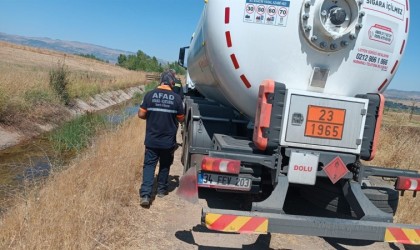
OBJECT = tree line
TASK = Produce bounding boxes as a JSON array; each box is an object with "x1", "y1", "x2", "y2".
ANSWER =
[
  {"x1": 77, "y1": 53, "x2": 109, "y2": 63},
  {"x1": 117, "y1": 50, "x2": 185, "y2": 75},
  {"x1": 385, "y1": 100, "x2": 420, "y2": 115}
]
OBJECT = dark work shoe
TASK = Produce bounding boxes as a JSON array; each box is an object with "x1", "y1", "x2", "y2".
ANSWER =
[
  {"x1": 157, "y1": 192, "x2": 168, "y2": 198},
  {"x1": 140, "y1": 196, "x2": 150, "y2": 207}
]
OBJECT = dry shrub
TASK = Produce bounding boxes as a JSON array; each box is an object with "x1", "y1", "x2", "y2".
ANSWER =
[
  {"x1": 49, "y1": 60, "x2": 70, "y2": 105},
  {"x1": 0, "y1": 118, "x2": 145, "y2": 249},
  {"x1": 369, "y1": 113, "x2": 420, "y2": 224}
]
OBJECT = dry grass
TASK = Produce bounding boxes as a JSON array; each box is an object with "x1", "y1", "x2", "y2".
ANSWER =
[
  {"x1": 369, "y1": 111, "x2": 420, "y2": 224},
  {"x1": 0, "y1": 110, "x2": 418, "y2": 248},
  {"x1": 0, "y1": 41, "x2": 147, "y2": 126},
  {"x1": 0, "y1": 117, "x2": 145, "y2": 249},
  {"x1": 0, "y1": 41, "x2": 146, "y2": 97},
  {"x1": 382, "y1": 110, "x2": 420, "y2": 126}
]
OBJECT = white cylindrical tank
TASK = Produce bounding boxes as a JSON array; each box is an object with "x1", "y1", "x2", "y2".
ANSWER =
[{"x1": 187, "y1": 0, "x2": 410, "y2": 118}]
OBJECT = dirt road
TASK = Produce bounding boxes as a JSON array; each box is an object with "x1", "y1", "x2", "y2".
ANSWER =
[{"x1": 132, "y1": 132, "x2": 413, "y2": 250}]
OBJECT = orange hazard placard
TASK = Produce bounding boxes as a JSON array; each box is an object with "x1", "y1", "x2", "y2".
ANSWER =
[{"x1": 305, "y1": 105, "x2": 346, "y2": 140}]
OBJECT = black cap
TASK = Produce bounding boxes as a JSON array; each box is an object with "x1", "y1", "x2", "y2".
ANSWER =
[{"x1": 161, "y1": 74, "x2": 173, "y2": 86}]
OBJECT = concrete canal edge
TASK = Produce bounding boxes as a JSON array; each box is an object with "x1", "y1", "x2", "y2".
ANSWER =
[{"x1": 0, "y1": 85, "x2": 145, "y2": 151}]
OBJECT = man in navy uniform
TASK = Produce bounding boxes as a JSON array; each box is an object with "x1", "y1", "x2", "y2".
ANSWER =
[{"x1": 138, "y1": 77, "x2": 185, "y2": 207}]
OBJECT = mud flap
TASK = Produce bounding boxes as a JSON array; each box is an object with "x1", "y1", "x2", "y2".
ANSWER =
[{"x1": 176, "y1": 167, "x2": 199, "y2": 203}]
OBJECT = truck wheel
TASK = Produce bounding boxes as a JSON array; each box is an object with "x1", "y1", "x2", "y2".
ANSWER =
[
  {"x1": 300, "y1": 180, "x2": 353, "y2": 217},
  {"x1": 361, "y1": 186, "x2": 399, "y2": 214},
  {"x1": 300, "y1": 179, "x2": 399, "y2": 217}
]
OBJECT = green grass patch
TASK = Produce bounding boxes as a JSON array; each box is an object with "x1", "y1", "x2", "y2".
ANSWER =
[
  {"x1": 68, "y1": 83, "x2": 102, "y2": 99},
  {"x1": 0, "y1": 89, "x2": 6, "y2": 115},
  {"x1": 132, "y1": 91, "x2": 143, "y2": 104},
  {"x1": 132, "y1": 82, "x2": 158, "y2": 104},
  {"x1": 24, "y1": 89, "x2": 54, "y2": 105},
  {"x1": 145, "y1": 81, "x2": 158, "y2": 91},
  {"x1": 49, "y1": 113, "x2": 106, "y2": 152}
]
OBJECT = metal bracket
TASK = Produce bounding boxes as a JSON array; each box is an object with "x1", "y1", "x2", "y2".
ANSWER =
[
  {"x1": 252, "y1": 175, "x2": 289, "y2": 213},
  {"x1": 342, "y1": 181, "x2": 393, "y2": 222}
]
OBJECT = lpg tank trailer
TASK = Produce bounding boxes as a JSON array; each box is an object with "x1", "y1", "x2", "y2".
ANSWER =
[{"x1": 177, "y1": 0, "x2": 420, "y2": 244}]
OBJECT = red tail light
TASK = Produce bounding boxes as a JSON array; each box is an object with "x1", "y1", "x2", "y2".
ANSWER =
[
  {"x1": 395, "y1": 177, "x2": 420, "y2": 191},
  {"x1": 201, "y1": 156, "x2": 241, "y2": 174}
]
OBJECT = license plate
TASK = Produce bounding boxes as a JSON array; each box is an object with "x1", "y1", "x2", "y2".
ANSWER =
[
  {"x1": 304, "y1": 105, "x2": 346, "y2": 140},
  {"x1": 198, "y1": 173, "x2": 251, "y2": 191}
]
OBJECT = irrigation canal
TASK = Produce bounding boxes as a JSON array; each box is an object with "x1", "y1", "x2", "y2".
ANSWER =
[{"x1": 0, "y1": 101, "x2": 140, "y2": 213}]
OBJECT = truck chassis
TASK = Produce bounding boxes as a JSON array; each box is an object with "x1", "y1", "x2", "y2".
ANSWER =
[{"x1": 180, "y1": 83, "x2": 420, "y2": 245}]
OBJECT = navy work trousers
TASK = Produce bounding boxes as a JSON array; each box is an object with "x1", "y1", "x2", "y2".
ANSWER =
[{"x1": 140, "y1": 147, "x2": 174, "y2": 197}]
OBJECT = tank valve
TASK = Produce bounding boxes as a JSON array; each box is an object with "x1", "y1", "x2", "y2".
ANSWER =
[
  {"x1": 301, "y1": 0, "x2": 362, "y2": 52},
  {"x1": 329, "y1": 7, "x2": 347, "y2": 26}
]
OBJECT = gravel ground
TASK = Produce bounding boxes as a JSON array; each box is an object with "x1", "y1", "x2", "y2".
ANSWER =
[{"x1": 129, "y1": 131, "x2": 414, "y2": 250}]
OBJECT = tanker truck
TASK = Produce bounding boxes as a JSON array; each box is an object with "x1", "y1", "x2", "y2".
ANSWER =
[{"x1": 177, "y1": 0, "x2": 420, "y2": 244}]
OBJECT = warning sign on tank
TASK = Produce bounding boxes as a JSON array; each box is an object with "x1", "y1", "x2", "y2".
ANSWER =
[
  {"x1": 362, "y1": 16, "x2": 397, "y2": 53},
  {"x1": 363, "y1": 0, "x2": 405, "y2": 21},
  {"x1": 352, "y1": 47, "x2": 390, "y2": 71},
  {"x1": 243, "y1": 0, "x2": 290, "y2": 27},
  {"x1": 369, "y1": 24, "x2": 393, "y2": 45}
]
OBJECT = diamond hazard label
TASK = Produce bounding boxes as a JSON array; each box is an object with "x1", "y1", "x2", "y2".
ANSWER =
[{"x1": 323, "y1": 156, "x2": 349, "y2": 184}]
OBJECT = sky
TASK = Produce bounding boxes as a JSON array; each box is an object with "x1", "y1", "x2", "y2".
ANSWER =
[{"x1": 0, "y1": 0, "x2": 418, "y2": 92}]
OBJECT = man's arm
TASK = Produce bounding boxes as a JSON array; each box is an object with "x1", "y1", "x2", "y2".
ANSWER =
[{"x1": 138, "y1": 108, "x2": 147, "y2": 120}]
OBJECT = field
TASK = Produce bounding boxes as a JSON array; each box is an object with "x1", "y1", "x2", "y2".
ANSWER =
[
  {"x1": 0, "y1": 110, "x2": 418, "y2": 248},
  {"x1": 0, "y1": 41, "x2": 419, "y2": 248},
  {"x1": 369, "y1": 111, "x2": 420, "y2": 223},
  {"x1": 0, "y1": 41, "x2": 146, "y2": 128},
  {"x1": 388, "y1": 99, "x2": 420, "y2": 108}
]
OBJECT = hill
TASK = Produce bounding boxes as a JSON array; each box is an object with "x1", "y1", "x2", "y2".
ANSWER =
[
  {"x1": 0, "y1": 32, "x2": 134, "y2": 64},
  {"x1": 384, "y1": 89, "x2": 420, "y2": 101}
]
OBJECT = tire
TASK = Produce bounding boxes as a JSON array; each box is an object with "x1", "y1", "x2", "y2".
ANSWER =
[
  {"x1": 300, "y1": 180, "x2": 353, "y2": 217},
  {"x1": 300, "y1": 179, "x2": 399, "y2": 217},
  {"x1": 361, "y1": 186, "x2": 399, "y2": 214}
]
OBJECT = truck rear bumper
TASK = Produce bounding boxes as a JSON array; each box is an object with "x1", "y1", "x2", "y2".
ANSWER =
[{"x1": 202, "y1": 207, "x2": 420, "y2": 245}]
